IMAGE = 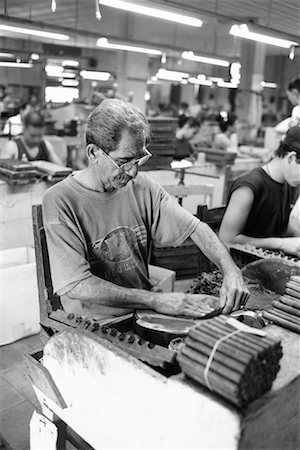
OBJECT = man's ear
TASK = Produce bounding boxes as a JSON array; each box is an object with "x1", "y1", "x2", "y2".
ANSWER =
[
  {"x1": 287, "y1": 151, "x2": 296, "y2": 164},
  {"x1": 86, "y1": 144, "x2": 99, "y2": 163}
]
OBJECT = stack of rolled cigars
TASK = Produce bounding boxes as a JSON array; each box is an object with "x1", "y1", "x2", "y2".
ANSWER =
[
  {"x1": 263, "y1": 275, "x2": 300, "y2": 334},
  {"x1": 177, "y1": 316, "x2": 282, "y2": 408}
]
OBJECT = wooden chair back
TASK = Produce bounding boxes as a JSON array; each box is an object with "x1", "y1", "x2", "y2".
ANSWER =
[{"x1": 32, "y1": 204, "x2": 62, "y2": 324}]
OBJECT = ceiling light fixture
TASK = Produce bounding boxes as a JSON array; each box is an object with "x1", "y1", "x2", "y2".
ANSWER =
[
  {"x1": 95, "y1": 0, "x2": 102, "y2": 20},
  {"x1": 97, "y1": 37, "x2": 161, "y2": 55},
  {"x1": 30, "y1": 53, "x2": 40, "y2": 61},
  {"x1": 217, "y1": 80, "x2": 238, "y2": 88},
  {"x1": 0, "y1": 24, "x2": 69, "y2": 41},
  {"x1": 261, "y1": 81, "x2": 277, "y2": 88},
  {"x1": 62, "y1": 79, "x2": 79, "y2": 87},
  {"x1": 289, "y1": 45, "x2": 295, "y2": 60},
  {"x1": 80, "y1": 70, "x2": 111, "y2": 81},
  {"x1": 229, "y1": 24, "x2": 298, "y2": 49},
  {"x1": 188, "y1": 77, "x2": 213, "y2": 86},
  {"x1": 0, "y1": 52, "x2": 15, "y2": 58},
  {"x1": 98, "y1": 0, "x2": 202, "y2": 27},
  {"x1": 62, "y1": 60, "x2": 79, "y2": 67},
  {"x1": 208, "y1": 77, "x2": 224, "y2": 83},
  {"x1": 182, "y1": 51, "x2": 230, "y2": 67},
  {"x1": 0, "y1": 61, "x2": 33, "y2": 68},
  {"x1": 156, "y1": 68, "x2": 189, "y2": 81}
]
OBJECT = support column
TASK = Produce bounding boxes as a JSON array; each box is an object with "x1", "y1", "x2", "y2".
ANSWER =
[
  {"x1": 237, "y1": 40, "x2": 266, "y2": 130},
  {"x1": 116, "y1": 51, "x2": 149, "y2": 113}
]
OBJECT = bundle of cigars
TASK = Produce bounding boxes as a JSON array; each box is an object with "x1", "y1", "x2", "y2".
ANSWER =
[
  {"x1": 263, "y1": 275, "x2": 300, "y2": 334},
  {"x1": 177, "y1": 315, "x2": 282, "y2": 409}
]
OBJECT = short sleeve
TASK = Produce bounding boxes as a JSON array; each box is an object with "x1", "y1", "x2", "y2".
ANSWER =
[
  {"x1": 148, "y1": 179, "x2": 199, "y2": 246},
  {"x1": 228, "y1": 170, "x2": 261, "y2": 204},
  {"x1": 42, "y1": 190, "x2": 92, "y2": 296}
]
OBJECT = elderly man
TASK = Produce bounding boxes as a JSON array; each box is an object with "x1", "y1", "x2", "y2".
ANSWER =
[{"x1": 43, "y1": 99, "x2": 248, "y2": 321}]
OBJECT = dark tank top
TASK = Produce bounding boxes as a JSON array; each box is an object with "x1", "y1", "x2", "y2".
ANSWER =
[
  {"x1": 228, "y1": 167, "x2": 295, "y2": 238},
  {"x1": 14, "y1": 137, "x2": 50, "y2": 161}
]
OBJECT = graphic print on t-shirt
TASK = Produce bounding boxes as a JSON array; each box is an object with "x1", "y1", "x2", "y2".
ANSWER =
[{"x1": 87, "y1": 225, "x2": 148, "y2": 281}]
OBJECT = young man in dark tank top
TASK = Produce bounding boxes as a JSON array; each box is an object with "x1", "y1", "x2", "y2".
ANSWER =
[
  {"x1": 219, "y1": 126, "x2": 300, "y2": 258},
  {"x1": 1, "y1": 110, "x2": 62, "y2": 164}
]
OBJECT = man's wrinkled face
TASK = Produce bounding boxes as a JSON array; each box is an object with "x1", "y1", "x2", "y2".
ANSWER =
[
  {"x1": 284, "y1": 152, "x2": 300, "y2": 187},
  {"x1": 94, "y1": 129, "x2": 149, "y2": 191},
  {"x1": 23, "y1": 125, "x2": 44, "y2": 148}
]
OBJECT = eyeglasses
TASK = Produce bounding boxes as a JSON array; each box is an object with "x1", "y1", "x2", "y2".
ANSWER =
[{"x1": 99, "y1": 147, "x2": 152, "y2": 172}]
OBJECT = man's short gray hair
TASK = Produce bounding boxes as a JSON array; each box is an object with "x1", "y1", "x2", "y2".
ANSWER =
[{"x1": 86, "y1": 99, "x2": 150, "y2": 153}]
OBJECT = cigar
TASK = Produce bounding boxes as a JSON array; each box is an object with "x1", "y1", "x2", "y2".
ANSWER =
[
  {"x1": 208, "y1": 317, "x2": 270, "y2": 349},
  {"x1": 263, "y1": 311, "x2": 300, "y2": 333},
  {"x1": 181, "y1": 346, "x2": 242, "y2": 384},
  {"x1": 270, "y1": 308, "x2": 300, "y2": 325},
  {"x1": 185, "y1": 337, "x2": 246, "y2": 374},
  {"x1": 177, "y1": 353, "x2": 238, "y2": 398},
  {"x1": 290, "y1": 275, "x2": 300, "y2": 284},
  {"x1": 285, "y1": 287, "x2": 300, "y2": 300},
  {"x1": 189, "y1": 328, "x2": 253, "y2": 363},
  {"x1": 280, "y1": 295, "x2": 300, "y2": 310},
  {"x1": 189, "y1": 328, "x2": 256, "y2": 362},
  {"x1": 273, "y1": 300, "x2": 300, "y2": 317}
]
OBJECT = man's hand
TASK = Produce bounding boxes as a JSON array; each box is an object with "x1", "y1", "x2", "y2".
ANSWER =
[
  {"x1": 153, "y1": 292, "x2": 219, "y2": 318},
  {"x1": 280, "y1": 237, "x2": 300, "y2": 258},
  {"x1": 219, "y1": 268, "x2": 250, "y2": 314}
]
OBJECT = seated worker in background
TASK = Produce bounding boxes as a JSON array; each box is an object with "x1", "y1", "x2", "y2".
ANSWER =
[
  {"x1": 1, "y1": 110, "x2": 62, "y2": 164},
  {"x1": 2, "y1": 102, "x2": 31, "y2": 136},
  {"x1": 43, "y1": 99, "x2": 249, "y2": 321},
  {"x1": 219, "y1": 126, "x2": 300, "y2": 258},
  {"x1": 174, "y1": 117, "x2": 200, "y2": 160},
  {"x1": 286, "y1": 78, "x2": 300, "y2": 126},
  {"x1": 275, "y1": 78, "x2": 300, "y2": 135},
  {"x1": 214, "y1": 112, "x2": 238, "y2": 152}
]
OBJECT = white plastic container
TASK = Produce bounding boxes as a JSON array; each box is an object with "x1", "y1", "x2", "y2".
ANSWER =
[{"x1": 0, "y1": 247, "x2": 40, "y2": 346}]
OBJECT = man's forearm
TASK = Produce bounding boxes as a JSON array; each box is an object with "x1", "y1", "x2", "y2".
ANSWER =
[
  {"x1": 190, "y1": 222, "x2": 238, "y2": 274},
  {"x1": 63, "y1": 275, "x2": 156, "y2": 309},
  {"x1": 232, "y1": 233, "x2": 288, "y2": 251}
]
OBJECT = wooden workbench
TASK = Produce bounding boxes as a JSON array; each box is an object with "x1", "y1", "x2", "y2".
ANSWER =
[{"x1": 30, "y1": 322, "x2": 299, "y2": 450}]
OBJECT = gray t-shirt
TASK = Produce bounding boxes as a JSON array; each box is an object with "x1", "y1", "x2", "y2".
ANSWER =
[{"x1": 42, "y1": 172, "x2": 199, "y2": 296}]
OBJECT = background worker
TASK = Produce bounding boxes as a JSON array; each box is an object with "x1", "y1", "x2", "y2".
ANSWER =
[
  {"x1": 219, "y1": 126, "x2": 300, "y2": 257},
  {"x1": 1, "y1": 110, "x2": 62, "y2": 164},
  {"x1": 213, "y1": 112, "x2": 238, "y2": 152},
  {"x1": 174, "y1": 116, "x2": 200, "y2": 160}
]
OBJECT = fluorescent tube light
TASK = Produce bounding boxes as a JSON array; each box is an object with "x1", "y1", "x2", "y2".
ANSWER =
[
  {"x1": 0, "y1": 61, "x2": 33, "y2": 68},
  {"x1": 156, "y1": 68, "x2": 189, "y2": 81},
  {"x1": 182, "y1": 51, "x2": 230, "y2": 67},
  {"x1": 217, "y1": 81, "x2": 238, "y2": 88},
  {"x1": 230, "y1": 24, "x2": 298, "y2": 48},
  {"x1": 208, "y1": 77, "x2": 224, "y2": 83},
  {"x1": 188, "y1": 77, "x2": 213, "y2": 86},
  {"x1": 80, "y1": 70, "x2": 111, "y2": 81},
  {"x1": 46, "y1": 65, "x2": 64, "y2": 77},
  {"x1": 61, "y1": 72, "x2": 76, "y2": 78},
  {"x1": 62, "y1": 79, "x2": 79, "y2": 87},
  {"x1": 98, "y1": 0, "x2": 202, "y2": 27},
  {"x1": 0, "y1": 52, "x2": 15, "y2": 58},
  {"x1": 97, "y1": 38, "x2": 161, "y2": 55},
  {"x1": 30, "y1": 53, "x2": 39, "y2": 60},
  {"x1": 261, "y1": 81, "x2": 277, "y2": 88},
  {"x1": 0, "y1": 24, "x2": 69, "y2": 41},
  {"x1": 62, "y1": 60, "x2": 79, "y2": 67}
]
